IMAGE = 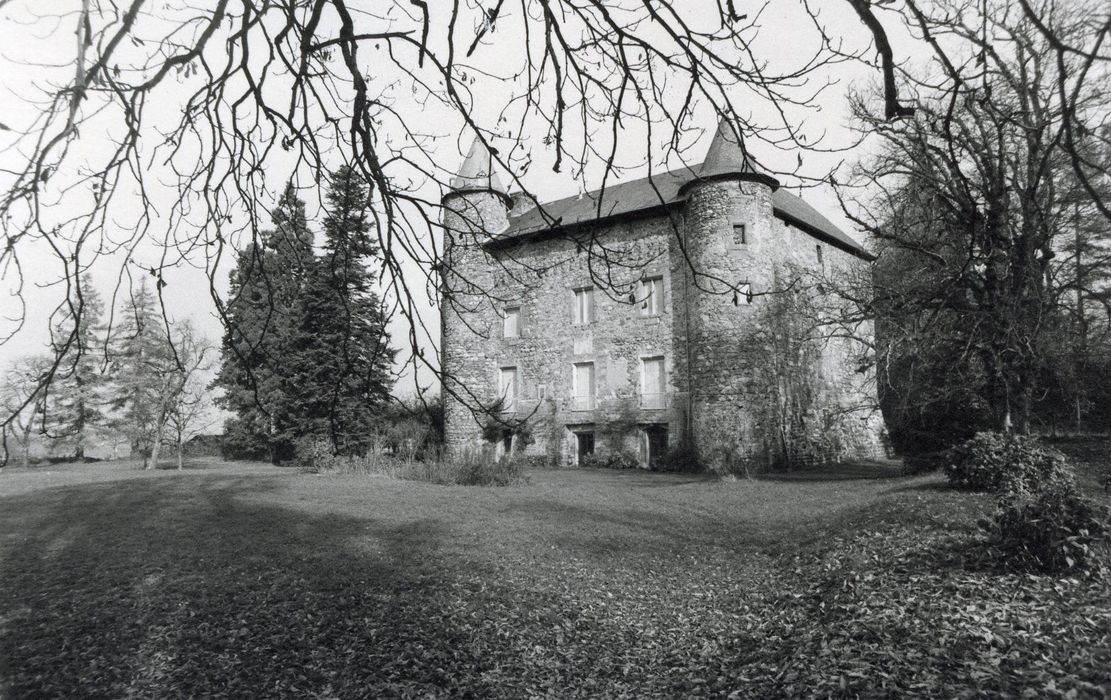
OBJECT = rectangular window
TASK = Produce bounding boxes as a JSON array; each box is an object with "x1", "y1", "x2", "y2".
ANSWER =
[
  {"x1": 498, "y1": 366, "x2": 518, "y2": 411},
  {"x1": 735, "y1": 283, "x2": 752, "y2": 306},
  {"x1": 573, "y1": 287, "x2": 594, "y2": 325},
  {"x1": 732, "y1": 223, "x2": 747, "y2": 245},
  {"x1": 572, "y1": 362, "x2": 595, "y2": 410},
  {"x1": 816, "y1": 244, "x2": 824, "y2": 267},
  {"x1": 640, "y1": 356, "x2": 666, "y2": 409},
  {"x1": 537, "y1": 384, "x2": 547, "y2": 401},
  {"x1": 503, "y1": 306, "x2": 520, "y2": 338},
  {"x1": 638, "y1": 277, "x2": 664, "y2": 317}
]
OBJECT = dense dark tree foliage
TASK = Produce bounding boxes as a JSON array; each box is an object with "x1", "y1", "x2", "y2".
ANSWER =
[
  {"x1": 296, "y1": 167, "x2": 396, "y2": 454},
  {"x1": 216, "y1": 174, "x2": 394, "y2": 461},
  {"x1": 842, "y1": 0, "x2": 1111, "y2": 450},
  {"x1": 216, "y1": 185, "x2": 317, "y2": 461}
]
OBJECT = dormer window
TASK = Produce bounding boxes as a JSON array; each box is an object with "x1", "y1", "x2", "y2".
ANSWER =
[{"x1": 732, "y1": 223, "x2": 747, "y2": 245}]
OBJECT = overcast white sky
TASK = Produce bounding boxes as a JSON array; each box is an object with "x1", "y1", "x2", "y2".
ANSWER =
[{"x1": 0, "y1": 1, "x2": 915, "y2": 398}]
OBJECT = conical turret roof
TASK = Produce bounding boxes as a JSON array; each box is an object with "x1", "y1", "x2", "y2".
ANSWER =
[
  {"x1": 450, "y1": 133, "x2": 508, "y2": 193},
  {"x1": 685, "y1": 118, "x2": 779, "y2": 191}
]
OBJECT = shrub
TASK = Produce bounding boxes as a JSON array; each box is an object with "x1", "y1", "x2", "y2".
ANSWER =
[
  {"x1": 656, "y1": 443, "x2": 702, "y2": 473},
  {"x1": 580, "y1": 450, "x2": 640, "y2": 470},
  {"x1": 944, "y1": 432, "x2": 1073, "y2": 493},
  {"x1": 295, "y1": 436, "x2": 341, "y2": 473},
  {"x1": 902, "y1": 450, "x2": 946, "y2": 475},
  {"x1": 987, "y1": 481, "x2": 1108, "y2": 574},
  {"x1": 296, "y1": 440, "x2": 527, "y2": 486},
  {"x1": 451, "y1": 451, "x2": 527, "y2": 486}
]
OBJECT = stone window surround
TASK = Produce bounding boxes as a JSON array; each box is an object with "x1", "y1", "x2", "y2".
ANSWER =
[
  {"x1": 502, "y1": 305, "x2": 521, "y2": 338},
  {"x1": 730, "y1": 220, "x2": 748, "y2": 246},
  {"x1": 639, "y1": 353, "x2": 668, "y2": 408},
  {"x1": 497, "y1": 365, "x2": 519, "y2": 411},
  {"x1": 637, "y1": 275, "x2": 666, "y2": 317},
  {"x1": 571, "y1": 361, "x2": 596, "y2": 410},
  {"x1": 734, "y1": 283, "x2": 753, "y2": 306},
  {"x1": 572, "y1": 285, "x2": 594, "y2": 326}
]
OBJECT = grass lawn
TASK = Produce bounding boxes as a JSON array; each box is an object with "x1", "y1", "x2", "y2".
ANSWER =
[{"x1": 1, "y1": 452, "x2": 1109, "y2": 698}]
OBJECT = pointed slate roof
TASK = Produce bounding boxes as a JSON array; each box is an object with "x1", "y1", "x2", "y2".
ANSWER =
[
  {"x1": 450, "y1": 134, "x2": 508, "y2": 193},
  {"x1": 682, "y1": 119, "x2": 780, "y2": 191}
]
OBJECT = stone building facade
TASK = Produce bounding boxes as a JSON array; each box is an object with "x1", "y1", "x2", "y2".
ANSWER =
[{"x1": 441, "y1": 121, "x2": 886, "y2": 471}]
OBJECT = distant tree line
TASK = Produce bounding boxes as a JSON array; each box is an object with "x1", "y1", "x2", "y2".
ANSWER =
[{"x1": 0, "y1": 278, "x2": 213, "y2": 469}]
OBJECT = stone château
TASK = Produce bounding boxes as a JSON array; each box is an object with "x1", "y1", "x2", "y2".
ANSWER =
[{"x1": 441, "y1": 120, "x2": 886, "y2": 471}]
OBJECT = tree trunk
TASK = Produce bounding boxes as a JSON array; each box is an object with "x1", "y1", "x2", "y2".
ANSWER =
[
  {"x1": 177, "y1": 437, "x2": 184, "y2": 470},
  {"x1": 146, "y1": 377, "x2": 174, "y2": 470},
  {"x1": 21, "y1": 421, "x2": 34, "y2": 469}
]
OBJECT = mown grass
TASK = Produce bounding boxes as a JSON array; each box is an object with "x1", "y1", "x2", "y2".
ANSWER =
[{"x1": 0, "y1": 454, "x2": 1108, "y2": 698}]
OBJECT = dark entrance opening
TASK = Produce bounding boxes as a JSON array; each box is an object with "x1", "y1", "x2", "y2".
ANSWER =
[
  {"x1": 643, "y1": 425, "x2": 669, "y2": 469},
  {"x1": 575, "y1": 431, "x2": 595, "y2": 465}
]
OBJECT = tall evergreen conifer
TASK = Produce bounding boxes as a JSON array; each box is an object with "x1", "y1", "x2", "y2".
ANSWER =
[
  {"x1": 215, "y1": 174, "x2": 394, "y2": 460},
  {"x1": 46, "y1": 275, "x2": 107, "y2": 459},
  {"x1": 215, "y1": 184, "x2": 318, "y2": 462},
  {"x1": 109, "y1": 279, "x2": 171, "y2": 461},
  {"x1": 296, "y1": 166, "x2": 395, "y2": 453}
]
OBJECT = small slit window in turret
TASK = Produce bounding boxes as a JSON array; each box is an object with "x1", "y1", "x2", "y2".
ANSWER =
[
  {"x1": 734, "y1": 283, "x2": 752, "y2": 306},
  {"x1": 732, "y1": 223, "x2": 747, "y2": 245}
]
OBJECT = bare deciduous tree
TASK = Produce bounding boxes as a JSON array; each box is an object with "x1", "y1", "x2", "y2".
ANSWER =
[
  {"x1": 838, "y1": 0, "x2": 1111, "y2": 442},
  {"x1": 0, "y1": 0, "x2": 1107, "y2": 457}
]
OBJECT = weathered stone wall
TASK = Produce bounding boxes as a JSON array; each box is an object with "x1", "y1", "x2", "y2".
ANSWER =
[
  {"x1": 678, "y1": 178, "x2": 885, "y2": 472},
  {"x1": 445, "y1": 213, "x2": 687, "y2": 465},
  {"x1": 679, "y1": 178, "x2": 779, "y2": 467},
  {"x1": 442, "y1": 181, "x2": 886, "y2": 469},
  {"x1": 441, "y1": 191, "x2": 509, "y2": 454}
]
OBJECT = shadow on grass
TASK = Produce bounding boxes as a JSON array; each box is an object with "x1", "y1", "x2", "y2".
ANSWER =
[
  {"x1": 0, "y1": 474, "x2": 560, "y2": 697},
  {"x1": 756, "y1": 460, "x2": 906, "y2": 483}
]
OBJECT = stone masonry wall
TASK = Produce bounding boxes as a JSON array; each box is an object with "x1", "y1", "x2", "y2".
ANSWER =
[
  {"x1": 679, "y1": 178, "x2": 885, "y2": 471},
  {"x1": 442, "y1": 182, "x2": 886, "y2": 469},
  {"x1": 445, "y1": 213, "x2": 687, "y2": 465},
  {"x1": 441, "y1": 191, "x2": 508, "y2": 454}
]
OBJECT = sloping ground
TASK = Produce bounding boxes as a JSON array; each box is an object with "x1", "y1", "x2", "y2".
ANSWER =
[{"x1": 0, "y1": 457, "x2": 1108, "y2": 698}]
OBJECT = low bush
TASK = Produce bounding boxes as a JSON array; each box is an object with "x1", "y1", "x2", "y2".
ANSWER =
[
  {"x1": 580, "y1": 450, "x2": 640, "y2": 470},
  {"x1": 296, "y1": 439, "x2": 527, "y2": 486},
  {"x1": 944, "y1": 432, "x2": 1073, "y2": 493},
  {"x1": 295, "y1": 436, "x2": 343, "y2": 473},
  {"x1": 451, "y1": 451, "x2": 527, "y2": 486},
  {"x1": 656, "y1": 443, "x2": 702, "y2": 473},
  {"x1": 987, "y1": 481, "x2": 1108, "y2": 574},
  {"x1": 901, "y1": 450, "x2": 946, "y2": 475}
]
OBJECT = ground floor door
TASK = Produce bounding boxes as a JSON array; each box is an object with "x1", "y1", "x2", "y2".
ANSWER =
[
  {"x1": 642, "y1": 425, "x2": 668, "y2": 469},
  {"x1": 496, "y1": 429, "x2": 513, "y2": 458},
  {"x1": 575, "y1": 431, "x2": 595, "y2": 466}
]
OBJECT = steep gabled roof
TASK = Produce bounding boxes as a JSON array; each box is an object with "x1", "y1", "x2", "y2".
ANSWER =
[{"x1": 500, "y1": 165, "x2": 872, "y2": 259}]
